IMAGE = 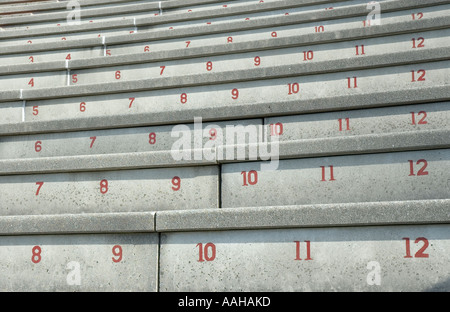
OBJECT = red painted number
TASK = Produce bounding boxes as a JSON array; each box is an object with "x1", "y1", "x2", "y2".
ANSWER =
[
  {"x1": 231, "y1": 88, "x2": 239, "y2": 100},
  {"x1": 321, "y1": 166, "x2": 336, "y2": 181},
  {"x1": 294, "y1": 241, "x2": 313, "y2": 260},
  {"x1": 241, "y1": 170, "x2": 258, "y2": 186},
  {"x1": 411, "y1": 111, "x2": 427, "y2": 125},
  {"x1": 288, "y1": 83, "x2": 299, "y2": 94},
  {"x1": 269, "y1": 123, "x2": 283, "y2": 136},
  {"x1": 31, "y1": 246, "x2": 42, "y2": 264},
  {"x1": 90, "y1": 136, "x2": 96, "y2": 148},
  {"x1": 412, "y1": 37, "x2": 425, "y2": 48},
  {"x1": 172, "y1": 176, "x2": 181, "y2": 191},
  {"x1": 197, "y1": 243, "x2": 216, "y2": 262},
  {"x1": 411, "y1": 70, "x2": 426, "y2": 82},
  {"x1": 408, "y1": 159, "x2": 428, "y2": 176},
  {"x1": 32, "y1": 106, "x2": 39, "y2": 116},
  {"x1": 254, "y1": 56, "x2": 261, "y2": 66},
  {"x1": 35, "y1": 141, "x2": 42, "y2": 152},
  {"x1": 315, "y1": 26, "x2": 324, "y2": 32},
  {"x1": 209, "y1": 128, "x2": 217, "y2": 140},
  {"x1": 149, "y1": 132, "x2": 156, "y2": 145},
  {"x1": 347, "y1": 77, "x2": 358, "y2": 88},
  {"x1": 100, "y1": 179, "x2": 108, "y2": 194},
  {"x1": 115, "y1": 71, "x2": 121, "y2": 80},
  {"x1": 338, "y1": 118, "x2": 350, "y2": 131},
  {"x1": 181, "y1": 93, "x2": 187, "y2": 104},
  {"x1": 206, "y1": 61, "x2": 213, "y2": 71},
  {"x1": 129, "y1": 97, "x2": 135, "y2": 108},
  {"x1": 412, "y1": 13, "x2": 423, "y2": 20},
  {"x1": 355, "y1": 45, "x2": 365, "y2": 55},
  {"x1": 112, "y1": 245, "x2": 123, "y2": 262},
  {"x1": 303, "y1": 50, "x2": 314, "y2": 61},
  {"x1": 35, "y1": 182, "x2": 44, "y2": 196},
  {"x1": 403, "y1": 237, "x2": 429, "y2": 258},
  {"x1": 80, "y1": 102, "x2": 86, "y2": 112}
]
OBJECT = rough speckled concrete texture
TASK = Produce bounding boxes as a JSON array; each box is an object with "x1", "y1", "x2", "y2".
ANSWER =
[
  {"x1": 0, "y1": 0, "x2": 449, "y2": 292},
  {"x1": 159, "y1": 224, "x2": 450, "y2": 291},
  {"x1": 0, "y1": 233, "x2": 159, "y2": 291}
]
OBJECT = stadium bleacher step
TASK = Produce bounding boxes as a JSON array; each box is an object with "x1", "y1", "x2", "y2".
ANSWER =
[{"x1": 0, "y1": 0, "x2": 448, "y2": 292}]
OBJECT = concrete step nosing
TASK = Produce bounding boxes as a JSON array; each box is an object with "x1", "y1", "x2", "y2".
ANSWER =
[
  {"x1": 1, "y1": 87, "x2": 448, "y2": 134},
  {"x1": 155, "y1": 199, "x2": 450, "y2": 232},
  {"x1": 1, "y1": 4, "x2": 448, "y2": 54},
  {"x1": 0, "y1": 48, "x2": 444, "y2": 101}
]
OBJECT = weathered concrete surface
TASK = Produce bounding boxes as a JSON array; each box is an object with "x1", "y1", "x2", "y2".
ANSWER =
[
  {"x1": 0, "y1": 69, "x2": 65, "y2": 91},
  {"x1": 0, "y1": 101, "x2": 22, "y2": 125},
  {"x1": 2, "y1": 84, "x2": 448, "y2": 136},
  {"x1": 0, "y1": 58, "x2": 448, "y2": 137},
  {"x1": 265, "y1": 103, "x2": 450, "y2": 141},
  {"x1": 261, "y1": 102, "x2": 450, "y2": 158},
  {"x1": 0, "y1": 119, "x2": 261, "y2": 159},
  {"x1": 1, "y1": 44, "x2": 448, "y2": 91},
  {"x1": 2, "y1": 19, "x2": 447, "y2": 67},
  {"x1": 0, "y1": 119, "x2": 264, "y2": 174},
  {"x1": 0, "y1": 233, "x2": 158, "y2": 291},
  {"x1": 159, "y1": 224, "x2": 450, "y2": 291},
  {"x1": 155, "y1": 199, "x2": 450, "y2": 232},
  {"x1": 0, "y1": 212, "x2": 156, "y2": 235},
  {"x1": 0, "y1": 165, "x2": 219, "y2": 215},
  {"x1": 0, "y1": 0, "x2": 448, "y2": 293},
  {"x1": 2, "y1": 58, "x2": 448, "y2": 102},
  {"x1": 221, "y1": 149, "x2": 450, "y2": 207},
  {"x1": 1, "y1": 1, "x2": 448, "y2": 56}
]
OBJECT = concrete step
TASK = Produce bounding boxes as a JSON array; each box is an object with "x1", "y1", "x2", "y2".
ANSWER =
[
  {"x1": 0, "y1": 0, "x2": 248, "y2": 28},
  {"x1": 221, "y1": 149, "x2": 450, "y2": 207},
  {"x1": 1, "y1": 28, "x2": 447, "y2": 91},
  {"x1": 1, "y1": 0, "x2": 447, "y2": 55},
  {"x1": 0, "y1": 199, "x2": 447, "y2": 291},
  {"x1": 265, "y1": 103, "x2": 449, "y2": 141},
  {"x1": 1, "y1": 13, "x2": 447, "y2": 72},
  {"x1": 159, "y1": 223, "x2": 450, "y2": 291},
  {"x1": 0, "y1": 232, "x2": 159, "y2": 291},
  {"x1": 0, "y1": 0, "x2": 152, "y2": 16},
  {"x1": 156, "y1": 199, "x2": 450, "y2": 232},
  {"x1": 267, "y1": 102, "x2": 450, "y2": 159},
  {"x1": 0, "y1": 103, "x2": 448, "y2": 174},
  {"x1": 0, "y1": 58, "x2": 447, "y2": 135},
  {"x1": 1, "y1": 88, "x2": 448, "y2": 138},
  {"x1": 0, "y1": 0, "x2": 356, "y2": 38},
  {"x1": 156, "y1": 200, "x2": 448, "y2": 291},
  {"x1": 0, "y1": 0, "x2": 448, "y2": 293},
  {"x1": 0, "y1": 165, "x2": 219, "y2": 215},
  {"x1": 0, "y1": 0, "x2": 56, "y2": 9},
  {"x1": 0, "y1": 0, "x2": 58, "y2": 5},
  {"x1": 0, "y1": 149, "x2": 447, "y2": 215},
  {"x1": 0, "y1": 119, "x2": 258, "y2": 173}
]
